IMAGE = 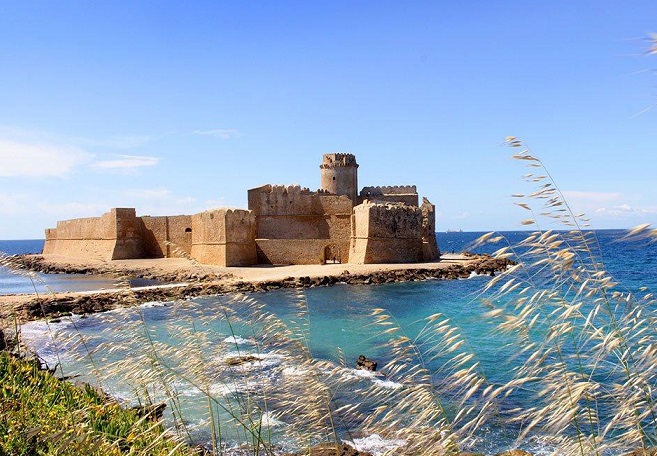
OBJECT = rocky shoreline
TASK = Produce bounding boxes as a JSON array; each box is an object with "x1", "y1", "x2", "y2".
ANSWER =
[
  {"x1": 13, "y1": 254, "x2": 234, "y2": 283},
  {"x1": 3, "y1": 254, "x2": 515, "y2": 322}
]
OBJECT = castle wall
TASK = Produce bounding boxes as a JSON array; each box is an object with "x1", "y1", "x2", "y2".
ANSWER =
[
  {"x1": 42, "y1": 208, "x2": 144, "y2": 260},
  {"x1": 166, "y1": 215, "x2": 193, "y2": 257},
  {"x1": 255, "y1": 239, "x2": 349, "y2": 265},
  {"x1": 247, "y1": 184, "x2": 353, "y2": 264},
  {"x1": 190, "y1": 209, "x2": 257, "y2": 266},
  {"x1": 140, "y1": 216, "x2": 167, "y2": 257},
  {"x1": 421, "y1": 198, "x2": 440, "y2": 262},
  {"x1": 43, "y1": 228, "x2": 58, "y2": 255},
  {"x1": 248, "y1": 185, "x2": 353, "y2": 217},
  {"x1": 349, "y1": 202, "x2": 424, "y2": 264},
  {"x1": 359, "y1": 186, "x2": 419, "y2": 206},
  {"x1": 139, "y1": 215, "x2": 192, "y2": 258},
  {"x1": 112, "y1": 208, "x2": 147, "y2": 260}
]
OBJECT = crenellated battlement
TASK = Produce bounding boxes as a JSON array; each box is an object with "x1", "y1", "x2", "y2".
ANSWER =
[
  {"x1": 320, "y1": 153, "x2": 358, "y2": 169},
  {"x1": 359, "y1": 200, "x2": 422, "y2": 215},
  {"x1": 253, "y1": 184, "x2": 313, "y2": 195},
  {"x1": 360, "y1": 185, "x2": 417, "y2": 196}
]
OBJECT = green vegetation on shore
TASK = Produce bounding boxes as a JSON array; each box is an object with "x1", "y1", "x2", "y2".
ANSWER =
[{"x1": 0, "y1": 350, "x2": 195, "y2": 456}]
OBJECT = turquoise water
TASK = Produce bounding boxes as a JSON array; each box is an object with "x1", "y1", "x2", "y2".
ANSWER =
[
  {"x1": 0, "y1": 240, "x2": 160, "y2": 294},
  {"x1": 13, "y1": 230, "x2": 657, "y2": 455}
]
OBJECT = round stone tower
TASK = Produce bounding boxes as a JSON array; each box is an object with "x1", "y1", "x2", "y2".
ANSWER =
[{"x1": 320, "y1": 153, "x2": 359, "y2": 202}]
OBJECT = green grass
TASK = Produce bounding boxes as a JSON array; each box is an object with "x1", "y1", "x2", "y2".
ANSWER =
[{"x1": 0, "y1": 351, "x2": 196, "y2": 456}]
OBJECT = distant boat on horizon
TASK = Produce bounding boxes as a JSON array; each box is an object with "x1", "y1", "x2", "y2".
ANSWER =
[{"x1": 446, "y1": 229, "x2": 463, "y2": 233}]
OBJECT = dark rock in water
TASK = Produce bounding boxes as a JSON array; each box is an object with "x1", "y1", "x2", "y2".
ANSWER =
[
  {"x1": 225, "y1": 355, "x2": 262, "y2": 366},
  {"x1": 283, "y1": 442, "x2": 372, "y2": 456},
  {"x1": 356, "y1": 355, "x2": 377, "y2": 372}
]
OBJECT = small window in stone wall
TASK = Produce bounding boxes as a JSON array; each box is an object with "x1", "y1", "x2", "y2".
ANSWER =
[{"x1": 185, "y1": 227, "x2": 192, "y2": 233}]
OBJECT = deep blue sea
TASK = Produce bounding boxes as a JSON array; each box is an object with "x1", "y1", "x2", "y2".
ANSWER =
[{"x1": 9, "y1": 230, "x2": 657, "y2": 455}]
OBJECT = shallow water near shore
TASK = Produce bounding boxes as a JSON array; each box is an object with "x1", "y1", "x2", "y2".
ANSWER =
[
  {"x1": 0, "y1": 239, "x2": 162, "y2": 294},
  {"x1": 12, "y1": 230, "x2": 657, "y2": 455}
]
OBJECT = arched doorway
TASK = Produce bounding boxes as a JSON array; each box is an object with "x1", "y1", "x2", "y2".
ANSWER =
[{"x1": 324, "y1": 245, "x2": 340, "y2": 264}]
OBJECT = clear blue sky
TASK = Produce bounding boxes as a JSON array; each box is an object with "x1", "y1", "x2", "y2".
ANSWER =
[{"x1": 1, "y1": 1, "x2": 655, "y2": 239}]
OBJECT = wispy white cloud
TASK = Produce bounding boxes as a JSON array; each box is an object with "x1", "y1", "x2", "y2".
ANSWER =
[
  {"x1": 0, "y1": 126, "x2": 157, "y2": 178},
  {"x1": 595, "y1": 204, "x2": 657, "y2": 217},
  {"x1": 0, "y1": 125, "x2": 152, "y2": 150},
  {"x1": 193, "y1": 129, "x2": 243, "y2": 139},
  {"x1": 563, "y1": 190, "x2": 657, "y2": 221},
  {"x1": 453, "y1": 211, "x2": 470, "y2": 220},
  {"x1": 90, "y1": 155, "x2": 160, "y2": 170},
  {"x1": 0, "y1": 193, "x2": 32, "y2": 214},
  {"x1": 79, "y1": 135, "x2": 153, "y2": 150},
  {"x1": 36, "y1": 201, "x2": 111, "y2": 218},
  {"x1": 117, "y1": 187, "x2": 197, "y2": 215},
  {"x1": 0, "y1": 139, "x2": 92, "y2": 177}
]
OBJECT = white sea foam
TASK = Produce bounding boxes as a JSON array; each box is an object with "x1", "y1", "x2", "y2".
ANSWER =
[
  {"x1": 340, "y1": 367, "x2": 403, "y2": 390},
  {"x1": 140, "y1": 300, "x2": 169, "y2": 308},
  {"x1": 223, "y1": 335, "x2": 253, "y2": 345},
  {"x1": 346, "y1": 434, "x2": 406, "y2": 455},
  {"x1": 19, "y1": 316, "x2": 83, "y2": 367},
  {"x1": 259, "y1": 411, "x2": 284, "y2": 428},
  {"x1": 282, "y1": 366, "x2": 309, "y2": 377},
  {"x1": 372, "y1": 378, "x2": 403, "y2": 389},
  {"x1": 21, "y1": 314, "x2": 81, "y2": 335},
  {"x1": 208, "y1": 382, "x2": 242, "y2": 397},
  {"x1": 221, "y1": 352, "x2": 286, "y2": 370}
]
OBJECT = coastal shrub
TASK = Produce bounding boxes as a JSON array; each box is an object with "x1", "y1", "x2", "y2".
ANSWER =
[{"x1": 0, "y1": 351, "x2": 193, "y2": 456}]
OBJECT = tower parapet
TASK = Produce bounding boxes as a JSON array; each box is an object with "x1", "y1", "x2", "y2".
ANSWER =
[{"x1": 320, "y1": 153, "x2": 359, "y2": 202}]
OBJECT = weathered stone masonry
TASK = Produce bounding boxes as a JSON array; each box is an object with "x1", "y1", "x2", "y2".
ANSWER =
[{"x1": 43, "y1": 154, "x2": 440, "y2": 266}]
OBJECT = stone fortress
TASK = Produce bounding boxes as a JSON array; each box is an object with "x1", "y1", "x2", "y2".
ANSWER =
[{"x1": 43, "y1": 153, "x2": 440, "y2": 266}]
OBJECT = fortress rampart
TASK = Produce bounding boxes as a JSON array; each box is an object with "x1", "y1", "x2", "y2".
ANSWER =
[
  {"x1": 43, "y1": 208, "x2": 144, "y2": 260},
  {"x1": 43, "y1": 209, "x2": 193, "y2": 261},
  {"x1": 359, "y1": 185, "x2": 419, "y2": 206},
  {"x1": 140, "y1": 215, "x2": 192, "y2": 258},
  {"x1": 43, "y1": 153, "x2": 440, "y2": 266},
  {"x1": 350, "y1": 202, "x2": 424, "y2": 264},
  {"x1": 191, "y1": 209, "x2": 256, "y2": 267},
  {"x1": 421, "y1": 198, "x2": 440, "y2": 261}
]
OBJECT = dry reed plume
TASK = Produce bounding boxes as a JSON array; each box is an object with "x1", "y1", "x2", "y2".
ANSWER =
[{"x1": 7, "y1": 131, "x2": 657, "y2": 455}]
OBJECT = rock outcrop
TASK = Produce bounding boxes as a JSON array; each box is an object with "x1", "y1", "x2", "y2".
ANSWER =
[{"x1": 356, "y1": 355, "x2": 377, "y2": 372}]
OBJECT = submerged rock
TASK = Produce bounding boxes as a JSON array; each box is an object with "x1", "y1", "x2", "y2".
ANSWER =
[
  {"x1": 224, "y1": 355, "x2": 262, "y2": 366},
  {"x1": 356, "y1": 355, "x2": 377, "y2": 372}
]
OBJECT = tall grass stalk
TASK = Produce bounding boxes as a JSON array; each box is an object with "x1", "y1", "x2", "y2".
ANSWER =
[{"x1": 8, "y1": 138, "x2": 657, "y2": 455}]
